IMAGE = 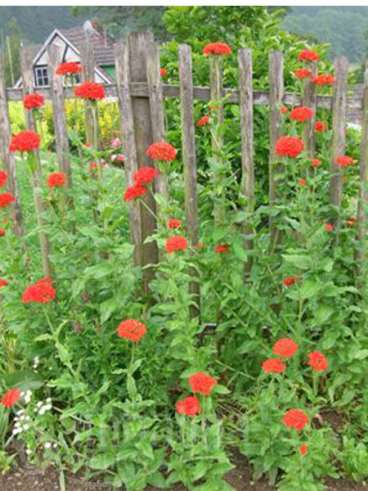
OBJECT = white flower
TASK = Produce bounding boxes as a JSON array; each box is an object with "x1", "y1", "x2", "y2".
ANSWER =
[
  {"x1": 26, "y1": 448, "x2": 32, "y2": 455},
  {"x1": 44, "y1": 442, "x2": 52, "y2": 449}
]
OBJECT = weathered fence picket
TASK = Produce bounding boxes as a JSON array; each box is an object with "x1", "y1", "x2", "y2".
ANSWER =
[
  {"x1": 302, "y1": 62, "x2": 317, "y2": 159},
  {"x1": 80, "y1": 34, "x2": 99, "y2": 150}
]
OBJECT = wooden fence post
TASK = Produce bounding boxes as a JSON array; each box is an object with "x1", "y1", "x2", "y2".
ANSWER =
[
  {"x1": 302, "y1": 62, "x2": 317, "y2": 159},
  {"x1": 209, "y1": 56, "x2": 224, "y2": 153},
  {"x1": 48, "y1": 45, "x2": 72, "y2": 186},
  {"x1": 146, "y1": 40, "x2": 168, "y2": 201},
  {"x1": 329, "y1": 56, "x2": 348, "y2": 214},
  {"x1": 356, "y1": 62, "x2": 368, "y2": 277},
  {"x1": 238, "y1": 48, "x2": 254, "y2": 277},
  {"x1": 80, "y1": 34, "x2": 99, "y2": 149},
  {"x1": 0, "y1": 50, "x2": 23, "y2": 235},
  {"x1": 20, "y1": 45, "x2": 51, "y2": 276},
  {"x1": 114, "y1": 40, "x2": 142, "y2": 268},
  {"x1": 179, "y1": 43, "x2": 200, "y2": 318},
  {"x1": 128, "y1": 32, "x2": 159, "y2": 292},
  {"x1": 268, "y1": 51, "x2": 284, "y2": 243}
]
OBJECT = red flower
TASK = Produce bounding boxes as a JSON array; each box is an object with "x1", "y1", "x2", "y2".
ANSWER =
[
  {"x1": 311, "y1": 158, "x2": 321, "y2": 168},
  {"x1": 280, "y1": 105, "x2": 288, "y2": 114},
  {"x1": 283, "y1": 409, "x2": 309, "y2": 431},
  {"x1": 294, "y1": 68, "x2": 312, "y2": 80},
  {"x1": 133, "y1": 166, "x2": 158, "y2": 186},
  {"x1": 160, "y1": 67, "x2": 168, "y2": 78},
  {"x1": 0, "y1": 228, "x2": 5, "y2": 237},
  {"x1": 313, "y1": 74, "x2": 335, "y2": 86},
  {"x1": 9, "y1": 130, "x2": 40, "y2": 153},
  {"x1": 0, "y1": 278, "x2": 8, "y2": 288},
  {"x1": 315, "y1": 120, "x2": 328, "y2": 133},
  {"x1": 325, "y1": 223, "x2": 334, "y2": 233},
  {"x1": 273, "y1": 338, "x2": 298, "y2": 358},
  {"x1": 22, "y1": 276, "x2": 56, "y2": 304},
  {"x1": 117, "y1": 319, "x2": 147, "y2": 343},
  {"x1": 74, "y1": 81, "x2": 105, "y2": 101},
  {"x1": 290, "y1": 106, "x2": 313, "y2": 122},
  {"x1": 23, "y1": 92, "x2": 45, "y2": 110},
  {"x1": 196, "y1": 115, "x2": 210, "y2": 127},
  {"x1": 165, "y1": 235, "x2": 187, "y2": 253},
  {"x1": 298, "y1": 49, "x2": 320, "y2": 62},
  {"x1": 283, "y1": 276, "x2": 298, "y2": 287},
  {"x1": 189, "y1": 371, "x2": 217, "y2": 396},
  {"x1": 262, "y1": 358, "x2": 286, "y2": 374},
  {"x1": 0, "y1": 170, "x2": 8, "y2": 188},
  {"x1": 146, "y1": 141, "x2": 177, "y2": 162},
  {"x1": 0, "y1": 388, "x2": 21, "y2": 408},
  {"x1": 89, "y1": 162, "x2": 98, "y2": 173},
  {"x1": 307, "y1": 351, "x2": 328, "y2": 372},
  {"x1": 203, "y1": 42, "x2": 232, "y2": 56},
  {"x1": 336, "y1": 155, "x2": 355, "y2": 167},
  {"x1": 215, "y1": 244, "x2": 229, "y2": 254},
  {"x1": 123, "y1": 184, "x2": 147, "y2": 202},
  {"x1": 56, "y1": 62, "x2": 82, "y2": 76},
  {"x1": 298, "y1": 178, "x2": 307, "y2": 187},
  {"x1": 275, "y1": 136, "x2": 304, "y2": 158},
  {"x1": 299, "y1": 443, "x2": 308, "y2": 456},
  {"x1": 0, "y1": 192, "x2": 15, "y2": 208},
  {"x1": 346, "y1": 216, "x2": 357, "y2": 227},
  {"x1": 176, "y1": 396, "x2": 201, "y2": 416},
  {"x1": 167, "y1": 218, "x2": 182, "y2": 229},
  {"x1": 47, "y1": 172, "x2": 66, "y2": 188}
]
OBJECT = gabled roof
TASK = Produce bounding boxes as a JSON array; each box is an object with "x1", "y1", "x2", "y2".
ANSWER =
[{"x1": 14, "y1": 24, "x2": 115, "y2": 88}]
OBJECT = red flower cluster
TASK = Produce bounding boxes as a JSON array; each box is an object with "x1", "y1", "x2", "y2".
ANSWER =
[
  {"x1": 23, "y1": 93, "x2": 45, "y2": 110},
  {"x1": 308, "y1": 351, "x2": 328, "y2": 372},
  {"x1": 298, "y1": 49, "x2": 320, "y2": 62},
  {"x1": 299, "y1": 443, "x2": 308, "y2": 456},
  {"x1": 311, "y1": 158, "x2": 321, "y2": 168},
  {"x1": 283, "y1": 409, "x2": 309, "y2": 431},
  {"x1": 298, "y1": 178, "x2": 307, "y2": 187},
  {"x1": 0, "y1": 278, "x2": 8, "y2": 288},
  {"x1": 290, "y1": 106, "x2": 313, "y2": 122},
  {"x1": 123, "y1": 185, "x2": 147, "y2": 202},
  {"x1": 346, "y1": 216, "x2": 357, "y2": 227},
  {"x1": 9, "y1": 130, "x2": 40, "y2": 153},
  {"x1": 280, "y1": 106, "x2": 288, "y2": 114},
  {"x1": 74, "y1": 82, "x2": 105, "y2": 100},
  {"x1": 160, "y1": 67, "x2": 168, "y2": 78},
  {"x1": 294, "y1": 68, "x2": 312, "y2": 80},
  {"x1": 176, "y1": 395, "x2": 201, "y2": 416},
  {"x1": 215, "y1": 244, "x2": 229, "y2": 254},
  {"x1": 262, "y1": 358, "x2": 286, "y2": 374},
  {"x1": 273, "y1": 338, "x2": 298, "y2": 358},
  {"x1": 196, "y1": 115, "x2": 209, "y2": 127},
  {"x1": 283, "y1": 275, "x2": 298, "y2": 287},
  {"x1": 146, "y1": 141, "x2": 177, "y2": 162},
  {"x1": 0, "y1": 388, "x2": 21, "y2": 408},
  {"x1": 325, "y1": 223, "x2": 334, "y2": 233},
  {"x1": 314, "y1": 120, "x2": 328, "y2": 132},
  {"x1": 56, "y1": 62, "x2": 82, "y2": 76},
  {"x1": 0, "y1": 192, "x2": 15, "y2": 208},
  {"x1": 165, "y1": 235, "x2": 187, "y2": 253},
  {"x1": 0, "y1": 170, "x2": 8, "y2": 188},
  {"x1": 0, "y1": 228, "x2": 5, "y2": 237},
  {"x1": 117, "y1": 319, "x2": 147, "y2": 343},
  {"x1": 336, "y1": 155, "x2": 355, "y2": 167},
  {"x1": 22, "y1": 276, "x2": 56, "y2": 304},
  {"x1": 203, "y1": 42, "x2": 232, "y2": 56},
  {"x1": 167, "y1": 218, "x2": 182, "y2": 229},
  {"x1": 189, "y1": 371, "x2": 217, "y2": 396},
  {"x1": 275, "y1": 136, "x2": 304, "y2": 158},
  {"x1": 313, "y1": 74, "x2": 335, "y2": 86},
  {"x1": 133, "y1": 166, "x2": 158, "y2": 186},
  {"x1": 48, "y1": 172, "x2": 66, "y2": 188}
]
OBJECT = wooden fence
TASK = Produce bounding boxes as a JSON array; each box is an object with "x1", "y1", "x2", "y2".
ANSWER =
[{"x1": 0, "y1": 32, "x2": 368, "y2": 294}]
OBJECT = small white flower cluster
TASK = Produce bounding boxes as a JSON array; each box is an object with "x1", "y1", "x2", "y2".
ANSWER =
[
  {"x1": 44, "y1": 441, "x2": 57, "y2": 450},
  {"x1": 32, "y1": 357, "x2": 40, "y2": 370},
  {"x1": 36, "y1": 398, "x2": 52, "y2": 415},
  {"x1": 12, "y1": 410, "x2": 31, "y2": 435},
  {"x1": 22, "y1": 390, "x2": 32, "y2": 404}
]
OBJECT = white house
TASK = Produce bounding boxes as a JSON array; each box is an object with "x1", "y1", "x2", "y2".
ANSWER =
[{"x1": 15, "y1": 21, "x2": 116, "y2": 88}]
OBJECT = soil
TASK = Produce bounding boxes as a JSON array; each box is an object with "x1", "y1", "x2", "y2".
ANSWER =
[{"x1": 0, "y1": 452, "x2": 367, "y2": 491}]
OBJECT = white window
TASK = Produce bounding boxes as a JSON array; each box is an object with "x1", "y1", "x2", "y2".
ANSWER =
[{"x1": 34, "y1": 66, "x2": 49, "y2": 87}]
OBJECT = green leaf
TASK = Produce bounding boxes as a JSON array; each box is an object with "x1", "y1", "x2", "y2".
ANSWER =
[
  {"x1": 89, "y1": 453, "x2": 115, "y2": 470},
  {"x1": 299, "y1": 279, "x2": 320, "y2": 299},
  {"x1": 4, "y1": 370, "x2": 43, "y2": 391},
  {"x1": 282, "y1": 254, "x2": 312, "y2": 270}
]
